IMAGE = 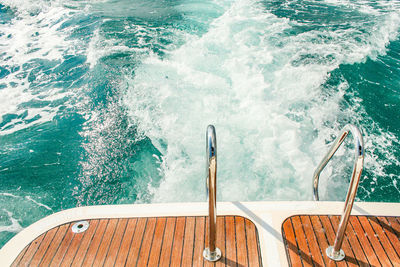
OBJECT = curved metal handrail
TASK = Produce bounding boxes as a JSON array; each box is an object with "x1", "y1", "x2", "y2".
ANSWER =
[
  {"x1": 203, "y1": 125, "x2": 221, "y2": 262},
  {"x1": 312, "y1": 124, "x2": 364, "y2": 261}
]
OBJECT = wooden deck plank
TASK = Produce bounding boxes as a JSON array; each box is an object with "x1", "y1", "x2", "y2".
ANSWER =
[
  {"x1": 181, "y1": 217, "x2": 196, "y2": 266},
  {"x1": 159, "y1": 217, "x2": 176, "y2": 267},
  {"x1": 387, "y1": 216, "x2": 400, "y2": 234},
  {"x1": 236, "y1": 216, "x2": 248, "y2": 267},
  {"x1": 192, "y1": 216, "x2": 205, "y2": 266},
  {"x1": 70, "y1": 219, "x2": 100, "y2": 266},
  {"x1": 203, "y1": 215, "x2": 214, "y2": 267},
  {"x1": 225, "y1": 216, "x2": 237, "y2": 266},
  {"x1": 282, "y1": 217, "x2": 303, "y2": 267},
  {"x1": 170, "y1": 217, "x2": 186, "y2": 266},
  {"x1": 245, "y1": 217, "x2": 261, "y2": 267},
  {"x1": 114, "y1": 218, "x2": 137, "y2": 266},
  {"x1": 12, "y1": 216, "x2": 262, "y2": 267},
  {"x1": 215, "y1": 216, "x2": 226, "y2": 267},
  {"x1": 39, "y1": 223, "x2": 70, "y2": 266},
  {"x1": 103, "y1": 218, "x2": 129, "y2": 267},
  {"x1": 299, "y1": 216, "x2": 325, "y2": 266},
  {"x1": 147, "y1": 217, "x2": 167, "y2": 266}
]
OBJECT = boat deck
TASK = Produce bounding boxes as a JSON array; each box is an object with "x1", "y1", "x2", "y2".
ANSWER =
[
  {"x1": 12, "y1": 216, "x2": 262, "y2": 267},
  {"x1": 2, "y1": 201, "x2": 400, "y2": 266},
  {"x1": 282, "y1": 215, "x2": 400, "y2": 266}
]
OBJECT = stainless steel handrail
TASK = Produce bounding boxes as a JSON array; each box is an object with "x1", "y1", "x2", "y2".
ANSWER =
[
  {"x1": 312, "y1": 124, "x2": 364, "y2": 261},
  {"x1": 203, "y1": 125, "x2": 221, "y2": 262}
]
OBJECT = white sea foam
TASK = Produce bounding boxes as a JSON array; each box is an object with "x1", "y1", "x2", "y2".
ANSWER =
[
  {"x1": 123, "y1": 0, "x2": 400, "y2": 202},
  {"x1": 0, "y1": 209, "x2": 23, "y2": 233},
  {"x1": 25, "y1": 196, "x2": 52, "y2": 211},
  {"x1": 0, "y1": 0, "x2": 86, "y2": 135}
]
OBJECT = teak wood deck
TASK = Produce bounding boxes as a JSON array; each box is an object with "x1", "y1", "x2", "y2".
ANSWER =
[
  {"x1": 282, "y1": 215, "x2": 400, "y2": 266},
  {"x1": 12, "y1": 216, "x2": 262, "y2": 267}
]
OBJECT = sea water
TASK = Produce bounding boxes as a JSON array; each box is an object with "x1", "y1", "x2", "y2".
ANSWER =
[{"x1": 0, "y1": 0, "x2": 399, "y2": 248}]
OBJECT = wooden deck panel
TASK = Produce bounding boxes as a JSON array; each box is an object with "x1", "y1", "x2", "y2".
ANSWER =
[
  {"x1": 13, "y1": 216, "x2": 262, "y2": 266},
  {"x1": 282, "y1": 215, "x2": 400, "y2": 266},
  {"x1": 158, "y1": 217, "x2": 175, "y2": 267}
]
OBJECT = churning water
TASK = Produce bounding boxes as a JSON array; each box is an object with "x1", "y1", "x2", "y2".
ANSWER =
[{"x1": 0, "y1": 0, "x2": 400, "y2": 247}]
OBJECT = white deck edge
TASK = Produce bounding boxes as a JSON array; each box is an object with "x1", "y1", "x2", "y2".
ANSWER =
[{"x1": 1, "y1": 201, "x2": 399, "y2": 266}]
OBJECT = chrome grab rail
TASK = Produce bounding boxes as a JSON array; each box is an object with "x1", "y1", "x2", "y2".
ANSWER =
[
  {"x1": 312, "y1": 124, "x2": 364, "y2": 261},
  {"x1": 203, "y1": 125, "x2": 221, "y2": 262}
]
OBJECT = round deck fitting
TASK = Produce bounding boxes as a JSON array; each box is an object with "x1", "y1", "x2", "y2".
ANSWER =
[
  {"x1": 203, "y1": 247, "x2": 221, "y2": 262},
  {"x1": 72, "y1": 221, "x2": 89, "y2": 233},
  {"x1": 326, "y1": 246, "x2": 345, "y2": 261}
]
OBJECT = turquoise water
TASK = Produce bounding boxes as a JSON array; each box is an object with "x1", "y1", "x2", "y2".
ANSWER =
[{"x1": 0, "y1": 0, "x2": 399, "y2": 247}]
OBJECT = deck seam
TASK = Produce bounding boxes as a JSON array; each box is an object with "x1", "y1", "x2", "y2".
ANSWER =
[
  {"x1": 290, "y1": 217, "x2": 305, "y2": 267},
  {"x1": 243, "y1": 217, "x2": 250, "y2": 267},
  {"x1": 42, "y1": 223, "x2": 70, "y2": 266},
  {"x1": 298, "y1": 216, "x2": 313, "y2": 266},
  {"x1": 134, "y1": 217, "x2": 149, "y2": 267},
  {"x1": 90, "y1": 219, "x2": 110, "y2": 266},
  {"x1": 68, "y1": 221, "x2": 90, "y2": 266},
  {"x1": 155, "y1": 217, "x2": 167, "y2": 267},
  {"x1": 166, "y1": 217, "x2": 177, "y2": 267},
  {"x1": 347, "y1": 220, "x2": 371, "y2": 265},
  {"x1": 300, "y1": 216, "x2": 318, "y2": 267},
  {"x1": 377, "y1": 217, "x2": 400, "y2": 259},
  {"x1": 102, "y1": 218, "x2": 123, "y2": 266},
  {"x1": 233, "y1": 216, "x2": 238, "y2": 266},
  {"x1": 77, "y1": 219, "x2": 101, "y2": 267},
  {"x1": 308, "y1": 215, "x2": 326, "y2": 266},
  {"x1": 191, "y1": 217, "x2": 196, "y2": 267},
  {"x1": 111, "y1": 218, "x2": 129, "y2": 267},
  {"x1": 328, "y1": 215, "x2": 357, "y2": 266},
  {"x1": 54, "y1": 223, "x2": 76, "y2": 266},
  {"x1": 370, "y1": 217, "x2": 400, "y2": 263},
  {"x1": 36, "y1": 225, "x2": 60, "y2": 266},
  {"x1": 145, "y1": 218, "x2": 158, "y2": 266},
  {"x1": 11, "y1": 245, "x2": 29, "y2": 267},
  {"x1": 355, "y1": 216, "x2": 383, "y2": 266},
  {"x1": 316, "y1": 216, "x2": 337, "y2": 267},
  {"x1": 179, "y1": 216, "x2": 187, "y2": 267},
  {"x1": 22, "y1": 233, "x2": 46, "y2": 264},
  {"x1": 365, "y1": 216, "x2": 394, "y2": 266},
  {"x1": 120, "y1": 218, "x2": 139, "y2": 267}
]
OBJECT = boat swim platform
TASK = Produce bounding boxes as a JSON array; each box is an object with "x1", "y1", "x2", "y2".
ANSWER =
[{"x1": 1, "y1": 201, "x2": 399, "y2": 266}]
